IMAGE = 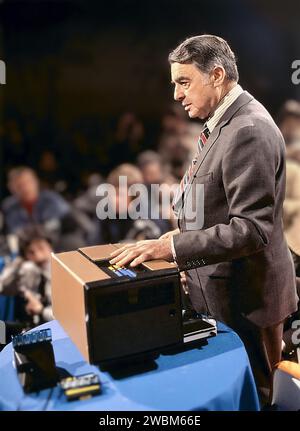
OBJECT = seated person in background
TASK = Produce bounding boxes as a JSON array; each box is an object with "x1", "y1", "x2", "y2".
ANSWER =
[
  {"x1": 284, "y1": 159, "x2": 300, "y2": 231},
  {"x1": 158, "y1": 133, "x2": 190, "y2": 182},
  {"x1": 2, "y1": 166, "x2": 70, "y2": 242},
  {"x1": 0, "y1": 210, "x2": 12, "y2": 266},
  {"x1": 277, "y1": 100, "x2": 300, "y2": 147},
  {"x1": 74, "y1": 173, "x2": 104, "y2": 220},
  {"x1": 136, "y1": 151, "x2": 178, "y2": 230},
  {"x1": 137, "y1": 150, "x2": 174, "y2": 187},
  {"x1": 93, "y1": 163, "x2": 172, "y2": 244},
  {"x1": 0, "y1": 226, "x2": 53, "y2": 329}
]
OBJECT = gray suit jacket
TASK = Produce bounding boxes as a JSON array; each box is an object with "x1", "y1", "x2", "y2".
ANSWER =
[{"x1": 173, "y1": 91, "x2": 298, "y2": 328}]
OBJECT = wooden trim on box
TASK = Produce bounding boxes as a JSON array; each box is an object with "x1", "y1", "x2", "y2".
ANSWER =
[
  {"x1": 51, "y1": 252, "x2": 90, "y2": 362},
  {"x1": 78, "y1": 244, "x2": 122, "y2": 262},
  {"x1": 142, "y1": 259, "x2": 177, "y2": 271},
  {"x1": 53, "y1": 250, "x2": 110, "y2": 283}
]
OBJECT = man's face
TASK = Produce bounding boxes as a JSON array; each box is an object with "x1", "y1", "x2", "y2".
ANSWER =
[
  {"x1": 142, "y1": 162, "x2": 163, "y2": 185},
  {"x1": 10, "y1": 172, "x2": 39, "y2": 203},
  {"x1": 111, "y1": 186, "x2": 131, "y2": 216},
  {"x1": 25, "y1": 239, "x2": 52, "y2": 266},
  {"x1": 171, "y1": 62, "x2": 219, "y2": 120}
]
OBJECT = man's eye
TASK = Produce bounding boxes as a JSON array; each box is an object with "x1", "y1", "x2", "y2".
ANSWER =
[{"x1": 181, "y1": 82, "x2": 189, "y2": 88}]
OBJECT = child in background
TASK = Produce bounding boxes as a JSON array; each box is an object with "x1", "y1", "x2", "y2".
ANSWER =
[{"x1": 0, "y1": 225, "x2": 53, "y2": 329}]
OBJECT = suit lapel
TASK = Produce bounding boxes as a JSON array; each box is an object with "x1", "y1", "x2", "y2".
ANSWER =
[{"x1": 192, "y1": 91, "x2": 254, "y2": 177}]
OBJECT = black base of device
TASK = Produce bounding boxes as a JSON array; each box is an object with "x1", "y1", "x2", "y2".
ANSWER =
[
  {"x1": 183, "y1": 312, "x2": 217, "y2": 343},
  {"x1": 14, "y1": 341, "x2": 59, "y2": 393},
  {"x1": 98, "y1": 312, "x2": 217, "y2": 371}
]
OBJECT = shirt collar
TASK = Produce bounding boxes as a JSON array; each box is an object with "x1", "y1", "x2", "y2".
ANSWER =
[{"x1": 206, "y1": 84, "x2": 244, "y2": 133}]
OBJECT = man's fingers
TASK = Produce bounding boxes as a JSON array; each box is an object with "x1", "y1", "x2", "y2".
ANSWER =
[
  {"x1": 109, "y1": 240, "x2": 161, "y2": 267},
  {"x1": 112, "y1": 257, "x2": 130, "y2": 267},
  {"x1": 130, "y1": 253, "x2": 149, "y2": 267},
  {"x1": 109, "y1": 249, "x2": 130, "y2": 264},
  {"x1": 110, "y1": 243, "x2": 135, "y2": 258},
  {"x1": 112, "y1": 253, "x2": 138, "y2": 267},
  {"x1": 110, "y1": 245, "x2": 153, "y2": 267},
  {"x1": 110, "y1": 246, "x2": 140, "y2": 263},
  {"x1": 110, "y1": 248, "x2": 141, "y2": 266}
]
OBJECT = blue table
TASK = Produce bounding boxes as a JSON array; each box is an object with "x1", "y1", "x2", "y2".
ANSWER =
[{"x1": 0, "y1": 320, "x2": 259, "y2": 411}]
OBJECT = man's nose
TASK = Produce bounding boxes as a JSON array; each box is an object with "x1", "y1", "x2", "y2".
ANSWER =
[{"x1": 174, "y1": 85, "x2": 184, "y2": 101}]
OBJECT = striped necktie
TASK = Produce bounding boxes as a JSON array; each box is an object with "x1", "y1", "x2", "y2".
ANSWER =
[
  {"x1": 197, "y1": 125, "x2": 210, "y2": 151},
  {"x1": 172, "y1": 124, "x2": 210, "y2": 214}
]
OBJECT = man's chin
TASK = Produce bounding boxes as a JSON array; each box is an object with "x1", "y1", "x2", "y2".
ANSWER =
[
  {"x1": 188, "y1": 109, "x2": 204, "y2": 119},
  {"x1": 188, "y1": 110, "x2": 197, "y2": 118}
]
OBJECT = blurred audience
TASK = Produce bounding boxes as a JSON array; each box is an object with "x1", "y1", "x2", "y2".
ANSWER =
[
  {"x1": 136, "y1": 150, "x2": 178, "y2": 228},
  {"x1": 160, "y1": 104, "x2": 188, "y2": 136},
  {"x1": 158, "y1": 133, "x2": 190, "y2": 182},
  {"x1": 93, "y1": 163, "x2": 171, "y2": 244},
  {"x1": 137, "y1": 150, "x2": 165, "y2": 186},
  {"x1": 1, "y1": 166, "x2": 92, "y2": 251},
  {"x1": 74, "y1": 173, "x2": 104, "y2": 220},
  {"x1": 136, "y1": 150, "x2": 177, "y2": 187},
  {"x1": 278, "y1": 100, "x2": 300, "y2": 359},
  {"x1": 2, "y1": 166, "x2": 70, "y2": 238},
  {"x1": 280, "y1": 100, "x2": 300, "y2": 238},
  {"x1": 283, "y1": 160, "x2": 300, "y2": 230},
  {"x1": 277, "y1": 100, "x2": 300, "y2": 147},
  {"x1": 0, "y1": 226, "x2": 53, "y2": 329}
]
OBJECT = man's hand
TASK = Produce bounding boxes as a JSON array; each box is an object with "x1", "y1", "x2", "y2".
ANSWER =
[
  {"x1": 109, "y1": 238, "x2": 173, "y2": 267},
  {"x1": 159, "y1": 228, "x2": 180, "y2": 240},
  {"x1": 180, "y1": 271, "x2": 189, "y2": 294},
  {"x1": 23, "y1": 290, "x2": 43, "y2": 316}
]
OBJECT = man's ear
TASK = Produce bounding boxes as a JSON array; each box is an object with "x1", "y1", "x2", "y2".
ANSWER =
[{"x1": 211, "y1": 66, "x2": 226, "y2": 87}]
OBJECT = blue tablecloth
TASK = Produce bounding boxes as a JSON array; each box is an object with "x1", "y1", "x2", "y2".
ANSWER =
[{"x1": 0, "y1": 320, "x2": 259, "y2": 411}]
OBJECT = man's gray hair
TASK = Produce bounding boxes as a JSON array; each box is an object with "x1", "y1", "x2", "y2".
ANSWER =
[{"x1": 168, "y1": 34, "x2": 239, "y2": 82}]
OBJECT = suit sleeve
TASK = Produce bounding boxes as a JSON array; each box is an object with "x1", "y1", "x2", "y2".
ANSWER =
[{"x1": 173, "y1": 125, "x2": 280, "y2": 269}]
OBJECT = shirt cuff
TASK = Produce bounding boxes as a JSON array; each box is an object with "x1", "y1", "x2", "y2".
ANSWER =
[{"x1": 171, "y1": 236, "x2": 177, "y2": 263}]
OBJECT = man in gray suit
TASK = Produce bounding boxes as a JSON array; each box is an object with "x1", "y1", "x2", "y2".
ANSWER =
[{"x1": 110, "y1": 35, "x2": 298, "y2": 403}]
